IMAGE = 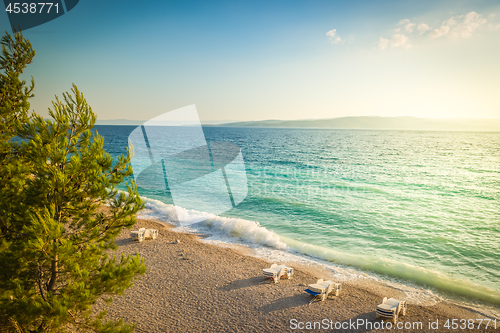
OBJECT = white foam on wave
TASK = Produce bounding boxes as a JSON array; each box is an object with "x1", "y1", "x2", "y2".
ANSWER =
[{"x1": 137, "y1": 196, "x2": 286, "y2": 250}]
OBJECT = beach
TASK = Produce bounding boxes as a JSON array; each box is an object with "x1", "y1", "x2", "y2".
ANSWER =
[{"x1": 94, "y1": 216, "x2": 497, "y2": 333}]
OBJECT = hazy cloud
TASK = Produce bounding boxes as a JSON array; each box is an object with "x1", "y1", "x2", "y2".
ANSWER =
[
  {"x1": 450, "y1": 12, "x2": 486, "y2": 38},
  {"x1": 405, "y1": 22, "x2": 416, "y2": 33},
  {"x1": 417, "y1": 23, "x2": 431, "y2": 34},
  {"x1": 381, "y1": 19, "x2": 416, "y2": 49},
  {"x1": 379, "y1": 37, "x2": 389, "y2": 50},
  {"x1": 487, "y1": 22, "x2": 500, "y2": 30},
  {"x1": 379, "y1": 34, "x2": 411, "y2": 50},
  {"x1": 378, "y1": 11, "x2": 498, "y2": 50},
  {"x1": 326, "y1": 29, "x2": 342, "y2": 44},
  {"x1": 429, "y1": 25, "x2": 451, "y2": 38},
  {"x1": 429, "y1": 11, "x2": 488, "y2": 39},
  {"x1": 391, "y1": 34, "x2": 411, "y2": 47}
]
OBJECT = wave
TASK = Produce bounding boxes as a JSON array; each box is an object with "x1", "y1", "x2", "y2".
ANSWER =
[{"x1": 138, "y1": 196, "x2": 286, "y2": 250}]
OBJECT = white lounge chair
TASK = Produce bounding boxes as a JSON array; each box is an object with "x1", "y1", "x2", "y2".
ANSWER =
[
  {"x1": 144, "y1": 228, "x2": 158, "y2": 240},
  {"x1": 304, "y1": 279, "x2": 342, "y2": 304},
  {"x1": 130, "y1": 228, "x2": 158, "y2": 242},
  {"x1": 376, "y1": 297, "x2": 406, "y2": 323},
  {"x1": 262, "y1": 264, "x2": 294, "y2": 283}
]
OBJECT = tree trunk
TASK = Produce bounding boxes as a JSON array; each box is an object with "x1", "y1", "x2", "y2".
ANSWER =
[{"x1": 47, "y1": 254, "x2": 58, "y2": 293}]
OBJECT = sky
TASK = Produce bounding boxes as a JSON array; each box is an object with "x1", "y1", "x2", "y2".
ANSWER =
[{"x1": 1, "y1": 0, "x2": 500, "y2": 122}]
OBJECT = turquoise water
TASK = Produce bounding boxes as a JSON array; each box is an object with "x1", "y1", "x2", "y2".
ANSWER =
[{"x1": 96, "y1": 126, "x2": 500, "y2": 306}]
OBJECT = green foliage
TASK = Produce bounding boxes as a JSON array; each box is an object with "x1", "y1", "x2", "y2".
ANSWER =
[
  {"x1": 0, "y1": 29, "x2": 35, "y2": 136},
  {"x1": 0, "y1": 30, "x2": 36, "y2": 251},
  {"x1": 0, "y1": 31, "x2": 145, "y2": 332}
]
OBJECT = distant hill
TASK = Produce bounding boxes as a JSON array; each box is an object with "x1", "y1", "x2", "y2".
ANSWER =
[
  {"x1": 216, "y1": 116, "x2": 500, "y2": 131},
  {"x1": 94, "y1": 119, "x2": 237, "y2": 125},
  {"x1": 93, "y1": 116, "x2": 500, "y2": 131},
  {"x1": 95, "y1": 119, "x2": 145, "y2": 125}
]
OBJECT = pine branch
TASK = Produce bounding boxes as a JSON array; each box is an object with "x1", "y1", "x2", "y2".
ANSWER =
[{"x1": 36, "y1": 264, "x2": 47, "y2": 302}]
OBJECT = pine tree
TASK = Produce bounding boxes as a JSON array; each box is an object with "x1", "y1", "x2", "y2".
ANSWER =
[
  {"x1": 0, "y1": 32, "x2": 146, "y2": 332},
  {"x1": 0, "y1": 30, "x2": 34, "y2": 136},
  {"x1": 0, "y1": 30, "x2": 35, "y2": 246}
]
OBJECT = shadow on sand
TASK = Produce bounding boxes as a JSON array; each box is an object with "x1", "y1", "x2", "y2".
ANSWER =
[
  {"x1": 218, "y1": 276, "x2": 265, "y2": 291},
  {"x1": 115, "y1": 238, "x2": 134, "y2": 247},
  {"x1": 258, "y1": 294, "x2": 311, "y2": 313}
]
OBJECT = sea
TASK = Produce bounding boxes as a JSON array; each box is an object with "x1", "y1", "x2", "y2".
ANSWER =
[{"x1": 95, "y1": 125, "x2": 500, "y2": 315}]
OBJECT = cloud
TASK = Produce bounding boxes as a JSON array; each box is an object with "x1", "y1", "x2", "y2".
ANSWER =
[
  {"x1": 429, "y1": 25, "x2": 451, "y2": 38},
  {"x1": 487, "y1": 14, "x2": 500, "y2": 30},
  {"x1": 449, "y1": 11, "x2": 487, "y2": 38},
  {"x1": 428, "y1": 11, "x2": 488, "y2": 39},
  {"x1": 417, "y1": 23, "x2": 431, "y2": 34},
  {"x1": 390, "y1": 33, "x2": 409, "y2": 48},
  {"x1": 326, "y1": 29, "x2": 342, "y2": 44},
  {"x1": 445, "y1": 17, "x2": 459, "y2": 27},
  {"x1": 378, "y1": 11, "x2": 497, "y2": 51},
  {"x1": 488, "y1": 23, "x2": 500, "y2": 30},
  {"x1": 379, "y1": 33, "x2": 411, "y2": 50},
  {"x1": 405, "y1": 22, "x2": 416, "y2": 33},
  {"x1": 379, "y1": 37, "x2": 389, "y2": 50}
]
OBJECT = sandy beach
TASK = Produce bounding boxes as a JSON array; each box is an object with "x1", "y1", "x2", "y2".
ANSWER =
[{"x1": 93, "y1": 217, "x2": 498, "y2": 333}]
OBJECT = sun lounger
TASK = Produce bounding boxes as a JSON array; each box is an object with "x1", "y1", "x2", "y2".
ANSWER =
[
  {"x1": 130, "y1": 228, "x2": 146, "y2": 242},
  {"x1": 130, "y1": 228, "x2": 158, "y2": 242},
  {"x1": 262, "y1": 264, "x2": 294, "y2": 283},
  {"x1": 376, "y1": 297, "x2": 406, "y2": 323},
  {"x1": 304, "y1": 279, "x2": 341, "y2": 303},
  {"x1": 143, "y1": 228, "x2": 158, "y2": 240}
]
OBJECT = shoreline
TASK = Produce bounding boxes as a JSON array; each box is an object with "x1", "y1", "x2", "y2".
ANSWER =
[
  {"x1": 94, "y1": 216, "x2": 498, "y2": 332},
  {"x1": 137, "y1": 196, "x2": 500, "y2": 311},
  {"x1": 179, "y1": 222, "x2": 500, "y2": 320}
]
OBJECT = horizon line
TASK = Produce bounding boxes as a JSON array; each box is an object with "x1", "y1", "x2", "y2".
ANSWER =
[{"x1": 93, "y1": 115, "x2": 500, "y2": 123}]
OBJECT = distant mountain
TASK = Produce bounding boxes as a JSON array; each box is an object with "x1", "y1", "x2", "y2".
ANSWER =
[
  {"x1": 216, "y1": 116, "x2": 500, "y2": 131},
  {"x1": 94, "y1": 119, "x2": 237, "y2": 125},
  {"x1": 93, "y1": 116, "x2": 500, "y2": 131},
  {"x1": 95, "y1": 119, "x2": 145, "y2": 125}
]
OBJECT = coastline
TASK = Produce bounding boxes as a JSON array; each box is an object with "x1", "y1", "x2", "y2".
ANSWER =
[{"x1": 94, "y1": 216, "x2": 498, "y2": 332}]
